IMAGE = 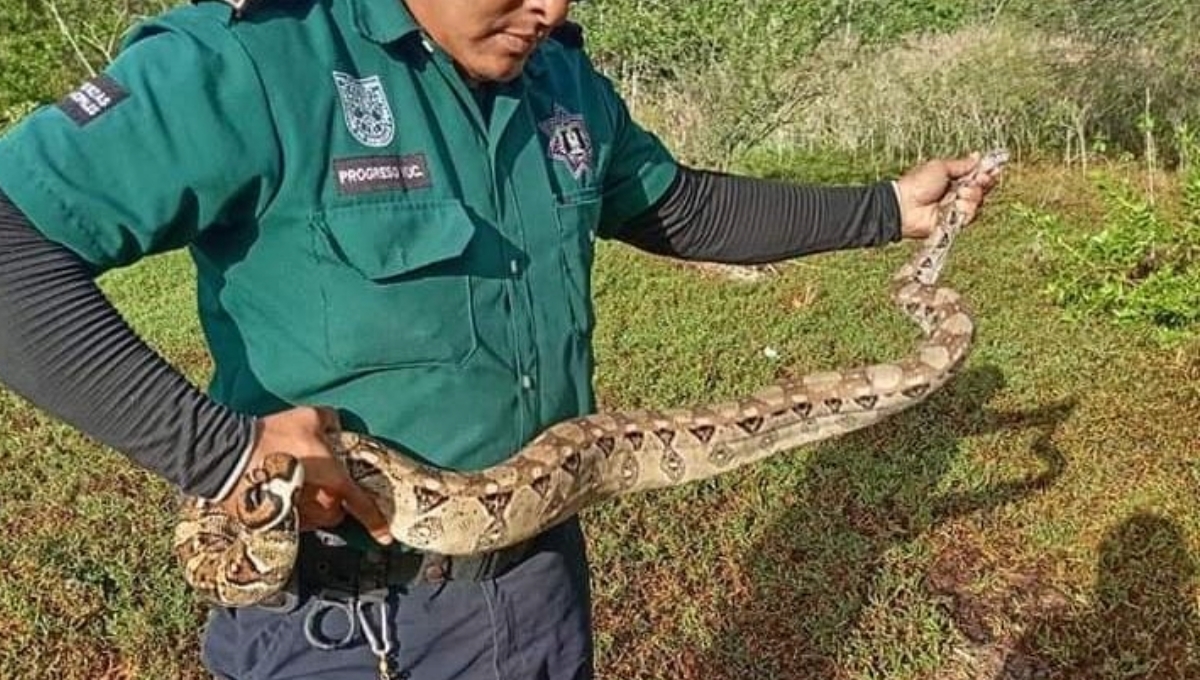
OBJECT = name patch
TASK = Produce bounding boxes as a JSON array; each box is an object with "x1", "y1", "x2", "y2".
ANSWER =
[
  {"x1": 57, "y1": 75, "x2": 129, "y2": 126},
  {"x1": 334, "y1": 155, "x2": 432, "y2": 194}
]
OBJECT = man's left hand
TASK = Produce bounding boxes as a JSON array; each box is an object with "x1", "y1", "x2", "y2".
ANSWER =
[{"x1": 895, "y1": 152, "x2": 999, "y2": 240}]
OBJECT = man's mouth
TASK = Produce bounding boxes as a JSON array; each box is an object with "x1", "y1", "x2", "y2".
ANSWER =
[{"x1": 497, "y1": 30, "x2": 541, "y2": 55}]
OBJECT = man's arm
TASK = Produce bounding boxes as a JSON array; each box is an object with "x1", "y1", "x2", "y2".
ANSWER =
[
  {"x1": 611, "y1": 153, "x2": 995, "y2": 263},
  {"x1": 0, "y1": 15, "x2": 392, "y2": 540},
  {"x1": 610, "y1": 166, "x2": 901, "y2": 264},
  {"x1": 0, "y1": 192, "x2": 253, "y2": 499},
  {"x1": 0, "y1": 196, "x2": 391, "y2": 538}
]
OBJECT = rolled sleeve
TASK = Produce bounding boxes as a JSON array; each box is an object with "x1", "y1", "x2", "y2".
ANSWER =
[{"x1": 591, "y1": 72, "x2": 678, "y2": 236}]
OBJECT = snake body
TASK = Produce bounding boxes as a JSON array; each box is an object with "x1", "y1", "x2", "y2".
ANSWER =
[{"x1": 175, "y1": 150, "x2": 1009, "y2": 607}]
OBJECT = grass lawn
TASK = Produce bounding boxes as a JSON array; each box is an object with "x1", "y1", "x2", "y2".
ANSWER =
[{"x1": 0, "y1": 163, "x2": 1196, "y2": 679}]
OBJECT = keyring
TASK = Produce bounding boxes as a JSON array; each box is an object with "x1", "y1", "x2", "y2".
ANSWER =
[{"x1": 303, "y1": 594, "x2": 358, "y2": 651}]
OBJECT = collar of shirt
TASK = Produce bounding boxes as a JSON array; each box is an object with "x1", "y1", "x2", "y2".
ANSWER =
[{"x1": 348, "y1": 0, "x2": 421, "y2": 45}]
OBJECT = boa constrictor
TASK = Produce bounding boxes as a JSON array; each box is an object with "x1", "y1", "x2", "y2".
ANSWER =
[{"x1": 175, "y1": 150, "x2": 1009, "y2": 607}]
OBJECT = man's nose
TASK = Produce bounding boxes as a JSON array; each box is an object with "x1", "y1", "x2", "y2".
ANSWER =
[{"x1": 530, "y1": 0, "x2": 571, "y2": 30}]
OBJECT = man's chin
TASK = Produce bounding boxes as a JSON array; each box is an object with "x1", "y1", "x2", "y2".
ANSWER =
[{"x1": 464, "y1": 57, "x2": 529, "y2": 85}]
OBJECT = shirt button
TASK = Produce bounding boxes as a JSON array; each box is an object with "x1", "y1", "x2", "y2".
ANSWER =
[
  {"x1": 521, "y1": 375, "x2": 534, "y2": 390},
  {"x1": 509, "y1": 259, "x2": 520, "y2": 275}
]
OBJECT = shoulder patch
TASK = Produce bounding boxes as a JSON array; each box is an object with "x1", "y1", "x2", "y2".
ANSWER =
[
  {"x1": 56, "y1": 75, "x2": 129, "y2": 126},
  {"x1": 549, "y1": 22, "x2": 585, "y2": 49}
]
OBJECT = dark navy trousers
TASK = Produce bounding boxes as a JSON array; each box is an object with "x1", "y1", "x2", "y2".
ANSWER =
[{"x1": 201, "y1": 519, "x2": 594, "y2": 680}]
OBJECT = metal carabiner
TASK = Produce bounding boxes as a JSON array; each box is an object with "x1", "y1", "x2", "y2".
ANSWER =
[{"x1": 356, "y1": 594, "x2": 394, "y2": 679}]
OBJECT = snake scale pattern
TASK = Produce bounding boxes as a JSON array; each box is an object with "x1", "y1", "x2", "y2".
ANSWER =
[{"x1": 175, "y1": 150, "x2": 1009, "y2": 607}]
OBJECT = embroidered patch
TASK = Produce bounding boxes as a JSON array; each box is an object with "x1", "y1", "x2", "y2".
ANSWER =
[
  {"x1": 539, "y1": 104, "x2": 593, "y2": 180},
  {"x1": 56, "y1": 75, "x2": 129, "y2": 126},
  {"x1": 332, "y1": 71, "x2": 395, "y2": 148},
  {"x1": 334, "y1": 155, "x2": 432, "y2": 194}
]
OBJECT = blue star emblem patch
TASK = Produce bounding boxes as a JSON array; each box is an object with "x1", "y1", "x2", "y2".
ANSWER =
[{"x1": 539, "y1": 105, "x2": 593, "y2": 180}]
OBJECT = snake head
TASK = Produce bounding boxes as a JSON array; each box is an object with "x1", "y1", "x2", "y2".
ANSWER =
[
  {"x1": 973, "y1": 148, "x2": 1011, "y2": 182},
  {"x1": 236, "y1": 452, "x2": 305, "y2": 534}
]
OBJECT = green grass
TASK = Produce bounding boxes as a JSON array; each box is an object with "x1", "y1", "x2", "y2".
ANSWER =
[{"x1": 0, "y1": 164, "x2": 1197, "y2": 679}]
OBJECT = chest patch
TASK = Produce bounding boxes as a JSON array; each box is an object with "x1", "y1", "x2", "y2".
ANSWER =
[
  {"x1": 539, "y1": 105, "x2": 594, "y2": 180},
  {"x1": 333, "y1": 72, "x2": 396, "y2": 148},
  {"x1": 334, "y1": 155, "x2": 432, "y2": 195}
]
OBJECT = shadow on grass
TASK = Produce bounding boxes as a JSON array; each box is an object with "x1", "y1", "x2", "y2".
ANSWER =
[
  {"x1": 999, "y1": 513, "x2": 1200, "y2": 680},
  {"x1": 689, "y1": 364, "x2": 1074, "y2": 678}
]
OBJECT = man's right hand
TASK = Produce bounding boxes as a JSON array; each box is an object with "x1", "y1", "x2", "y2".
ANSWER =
[{"x1": 220, "y1": 406, "x2": 393, "y2": 545}]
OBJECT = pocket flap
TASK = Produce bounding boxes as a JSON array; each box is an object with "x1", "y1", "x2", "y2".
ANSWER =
[{"x1": 320, "y1": 201, "x2": 476, "y2": 280}]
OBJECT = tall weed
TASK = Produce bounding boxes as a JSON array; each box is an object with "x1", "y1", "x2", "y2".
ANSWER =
[
  {"x1": 576, "y1": 0, "x2": 843, "y2": 168},
  {"x1": 1032, "y1": 164, "x2": 1200, "y2": 342},
  {"x1": 576, "y1": 1, "x2": 1199, "y2": 169}
]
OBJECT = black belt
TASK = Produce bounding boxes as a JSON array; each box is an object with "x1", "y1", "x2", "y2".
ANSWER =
[
  {"x1": 297, "y1": 531, "x2": 535, "y2": 595},
  {"x1": 251, "y1": 532, "x2": 538, "y2": 613}
]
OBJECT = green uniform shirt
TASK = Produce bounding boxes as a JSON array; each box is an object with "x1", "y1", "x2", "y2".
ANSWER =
[{"x1": 0, "y1": 0, "x2": 677, "y2": 495}]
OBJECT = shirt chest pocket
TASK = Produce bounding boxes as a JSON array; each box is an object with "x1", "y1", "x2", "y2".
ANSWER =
[
  {"x1": 312, "y1": 201, "x2": 478, "y2": 371},
  {"x1": 555, "y1": 189, "x2": 602, "y2": 334}
]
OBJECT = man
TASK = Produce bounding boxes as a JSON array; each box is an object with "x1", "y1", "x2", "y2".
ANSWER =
[{"x1": 0, "y1": 0, "x2": 995, "y2": 678}]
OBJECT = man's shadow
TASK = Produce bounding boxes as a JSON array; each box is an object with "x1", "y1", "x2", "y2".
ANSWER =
[
  {"x1": 675, "y1": 364, "x2": 1074, "y2": 679},
  {"x1": 1000, "y1": 513, "x2": 1200, "y2": 680}
]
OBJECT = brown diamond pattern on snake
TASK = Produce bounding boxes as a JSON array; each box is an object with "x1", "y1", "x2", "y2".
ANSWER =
[
  {"x1": 481, "y1": 491, "x2": 514, "y2": 519},
  {"x1": 654, "y1": 429, "x2": 676, "y2": 447},
  {"x1": 824, "y1": 398, "x2": 843, "y2": 414},
  {"x1": 345, "y1": 457, "x2": 377, "y2": 479},
  {"x1": 738, "y1": 416, "x2": 764, "y2": 434},
  {"x1": 561, "y1": 451, "x2": 582, "y2": 476},
  {"x1": 659, "y1": 449, "x2": 686, "y2": 482},
  {"x1": 855, "y1": 395, "x2": 879, "y2": 410},
  {"x1": 903, "y1": 384, "x2": 930, "y2": 399},
  {"x1": 625, "y1": 431, "x2": 645, "y2": 450},
  {"x1": 541, "y1": 494, "x2": 565, "y2": 520},
  {"x1": 530, "y1": 474, "x2": 553, "y2": 498},
  {"x1": 690, "y1": 425, "x2": 716, "y2": 443},
  {"x1": 413, "y1": 486, "x2": 450, "y2": 514},
  {"x1": 792, "y1": 402, "x2": 812, "y2": 418},
  {"x1": 596, "y1": 435, "x2": 617, "y2": 456}
]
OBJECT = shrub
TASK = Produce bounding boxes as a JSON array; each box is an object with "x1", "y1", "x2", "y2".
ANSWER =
[
  {"x1": 575, "y1": 0, "x2": 1200, "y2": 169},
  {"x1": 1031, "y1": 162, "x2": 1200, "y2": 342}
]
